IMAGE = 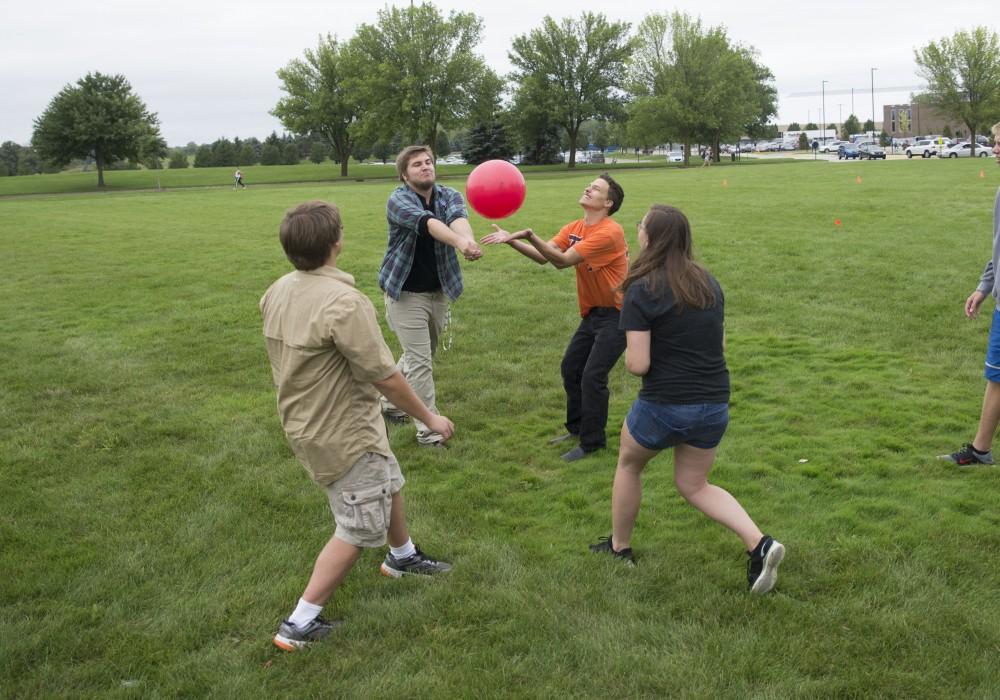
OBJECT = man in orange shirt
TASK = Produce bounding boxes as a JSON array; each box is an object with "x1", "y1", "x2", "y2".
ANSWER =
[{"x1": 481, "y1": 173, "x2": 628, "y2": 461}]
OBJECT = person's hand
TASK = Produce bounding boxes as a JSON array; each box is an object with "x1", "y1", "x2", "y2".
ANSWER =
[
  {"x1": 461, "y1": 239, "x2": 483, "y2": 261},
  {"x1": 966, "y1": 290, "x2": 988, "y2": 318},
  {"x1": 480, "y1": 225, "x2": 530, "y2": 245},
  {"x1": 426, "y1": 414, "x2": 455, "y2": 442}
]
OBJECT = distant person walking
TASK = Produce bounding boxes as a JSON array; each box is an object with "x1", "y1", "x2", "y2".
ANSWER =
[
  {"x1": 939, "y1": 122, "x2": 1000, "y2": 466},
  {"x1": 701, "y1": 147, "x2": 712, "y2": 167},
  {"x1": 234, "y1": 168, "x2": 246, "y2": 190},
  {"x1": 588, "y1": 204, "x2": 785, "y2": 594}
]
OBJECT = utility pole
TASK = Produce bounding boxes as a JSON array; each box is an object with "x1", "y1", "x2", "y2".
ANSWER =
[
  {"x1": 870, "y1": 67, "x2": 878, "y2": 142},
  {"x1": 822, "y1": 80, "x2": 828, "y2": 142}
]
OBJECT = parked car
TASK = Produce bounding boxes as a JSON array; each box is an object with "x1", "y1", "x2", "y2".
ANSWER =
[
  {"x1": 905, "y1": 140, "x2": 937, "y2": 158},
  {"x1": 938, "y1": 142, "x2": 992, "y2": 158},
  {"x1": 858, "y1": 143, "x2": 886, "y2": 160},
  {"x1": 821, "y1": 140, "x2": 845, "y2": 153},
  {"x1": 666, "y1": 151, "x2": 684, "y2": 163},
  {"x1": 838, "y1": 143, "x2": 860, "y2": 160}
]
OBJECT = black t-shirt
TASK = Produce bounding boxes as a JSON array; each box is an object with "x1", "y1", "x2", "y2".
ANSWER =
[
  {"x1": 402, "y1": 190, "x2": 442, "y2": 293},
  {"x1": 619, "y1": 274, "x2": 730, "y2": 404}
]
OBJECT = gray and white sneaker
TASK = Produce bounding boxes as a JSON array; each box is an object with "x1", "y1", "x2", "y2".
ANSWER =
[
  {"x1": 747, "y1": 535, "x2": 785, "y2": 595},
  {"x1": 380, "y1": 546, "x2": 453, "y2": 577},
  {"x1": 938, "y1": 443, "x2": 995, "y2": 466},
  {"x1": 272, "y1": 616, "x2": 341, "y2": 651}
]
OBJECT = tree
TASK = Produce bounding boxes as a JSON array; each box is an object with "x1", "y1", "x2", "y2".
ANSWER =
[
  {"x1": 168, "y1": 150, "x2": 189, "y2": 169},
  {"x1": 282, "y1": 143, "x2": 300, "y2": 165},
  {"x1": 273, "y1": 35, "x2": 363, "y2": 177},
  {"x1": 237, "y1": 143, "x2": 257, "y2": 166},
  {"x1": 879, "y1": 130, "x2": 891, "y2": 147},
  {"x1": 629, "y1": 12, "x2": 776, "y2": 165},
  {"x1": 309, "y1": 142, "x2": 329, "y2": 164},
  {"x1": 349, "y1": 3, "x2": 490, "y2": 146},
  {"x1": 862, "y1": 119, "x2": 875, "y2": 134},
  {"x1": 797, "y1": 133, "x2": 810, "y2": 150},
  {"x1": 916, "y1": 27, "x2": 1000, "y2": 148},
  {"x1": 260, "y1": 144, "x2": 282, "y2": 165},
  {"x1": 509, "y1": 76, "x2": 565, "y2": 165},
  {"x1": 435, "y1": 131, "x2": 451, "y2": 158},
  {"x1": 510, "y1": 12, "x2": 633, "y2": 168},
  {"x1": 462, "y1": 121, "x2": 514, "y2": 164},
  {"x1": 787, "y1": 122, "x2": 801, "y2": 131},
  {"x1": 841, "y1": 114, "x2": 861, "y2": 140},
  {"x1": 32, "y1": 72, "x2": 165, "y2": 187},
  {"x1": 804, "y1": 122, "x2": 818, "y2": 130},
  {"x1": 194, "y1": 145, "x2": 214, "y2": 168},
  {"x1": 0, "y1": 142, "x2": 20, "y2": 176}
]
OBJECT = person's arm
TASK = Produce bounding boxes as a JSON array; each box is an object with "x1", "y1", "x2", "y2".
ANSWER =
[
  {"x1": 480, "y1": 225, "x2": 548, "y2": 264},
  {"x1": 426, "y1": 217, "x2": 482, "y2": 260},
  {"x1": 624, "y1": 331, "x2": 651, "y2": 376},
  {"x1": 525, "y1": 230, "x2": 583, "y2": 269},
  {"x1": 969, "y1": 260, "x2": 995, "y2": 318},
  {"x1": 373, "y1": 370, "x2": 455, "y2": 440},
  {"x1": 445, "y1": 217, "x2": 482, "y2": 260}
]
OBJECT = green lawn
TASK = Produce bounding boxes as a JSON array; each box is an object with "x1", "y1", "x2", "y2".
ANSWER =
[{"x1": 2, "y1": 159, "x2": 999, "y2": 697}]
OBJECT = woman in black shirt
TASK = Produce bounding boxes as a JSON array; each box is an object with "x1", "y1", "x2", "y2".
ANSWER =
[{"x1": 589, "y1": 204, "x2": 785, "y2": 594}]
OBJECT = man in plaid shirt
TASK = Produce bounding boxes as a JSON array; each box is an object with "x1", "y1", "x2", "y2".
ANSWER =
[{"x1": 378, "y1": 145, "x2": 482, "y2": 446}]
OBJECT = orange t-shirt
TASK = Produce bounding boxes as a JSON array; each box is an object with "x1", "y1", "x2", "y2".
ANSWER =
[{"x1": 551, "y1": 218, "x2": 629, "y2": 317}]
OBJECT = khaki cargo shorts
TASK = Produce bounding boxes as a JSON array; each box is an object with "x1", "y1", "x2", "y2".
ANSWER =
[{"x1": 326, "y1": 452, "x2": 405, "y2": 548}]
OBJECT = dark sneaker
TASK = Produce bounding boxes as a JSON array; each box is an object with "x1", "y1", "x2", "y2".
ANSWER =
[
  {"x1": 747, "y1": 535, "x2": 785, "y2": 594},
  {"x1": 589, "y1": 534, "x2": 636, "y2": 566},
  {"x1": 383, "y1": 411, "x2": 409, "y2": 426},
  {"x1": 272, "y1": 616, "x2": 341, "y2": 651},
  {"x1": 547, "y1": 432, "x2": 577, "y2": 445},
  {"x1": 938, "y1": 443, "x2": 995, "y2": 466},
  {"x1": 562, "y1": 446, "x2": 601, "y2": 462},
  {"x1": 380, "y1": 546, "x2": 453, "y2": 578}
]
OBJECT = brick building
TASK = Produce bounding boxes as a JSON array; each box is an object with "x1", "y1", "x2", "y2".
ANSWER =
[{"x1": 884, "y1": 103, "x2": 967, "y2": 139}]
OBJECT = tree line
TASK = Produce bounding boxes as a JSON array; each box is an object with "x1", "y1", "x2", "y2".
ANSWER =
[{"x1": 17, "y1": 2, "x2": 1000, "y2": 186}]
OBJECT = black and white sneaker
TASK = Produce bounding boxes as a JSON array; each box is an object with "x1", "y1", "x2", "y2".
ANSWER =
[
  {"x1": 938, "y1": 443, "x2": 995, "y2": 466},
  {"x1": 380, "y1": 547, "x2": 453, "y2": 577},
  {"x1": 588, "y1": 534, "x2": 636, "y2": 566},
  {"x1": 272, "y1": 616, "x2": 341, "y2": 651},
  {"x1": 747, "y1": 535, "x2": 785, "y2": 594}
]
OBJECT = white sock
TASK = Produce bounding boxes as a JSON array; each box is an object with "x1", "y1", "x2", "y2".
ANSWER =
[
  {"x1": 390, "y1": 538, "x2": 416, "y2": 560},
  {"x1": 288, "y1": 597, "x2": 323, "y2": 628}
]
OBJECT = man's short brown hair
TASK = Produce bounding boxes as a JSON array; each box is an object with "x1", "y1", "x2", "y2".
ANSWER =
[
  {"x1": 599, "y1": 172, "x2": 624, "y2": 216},
  {"x1": 279, "y1": 200, "x2": 343, "y2": 271},
  {"x1": 992, "y1": 122, "x2": 1000, "y2": 140},
  {"x1": 395, "y1": 145, "x2": 434, "y2": 182}
]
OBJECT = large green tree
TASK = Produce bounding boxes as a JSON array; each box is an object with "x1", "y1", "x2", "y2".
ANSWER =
[
  {"x1": 629, "y1": 12, "x2": 775, "y2": 164},
  {"x1": 31, "y1": 72, "x2": 165, "y2": 187},
  {"x1": 841, "y1": 114, "x2": 862, "y2": 140},
  {"x1": 349, "y1": 3, "x2": 489, "y2": 147},
  {"x1": 273, "y1": 35, "x2": 362, "y2": 176},
  {"x1": 916, "y1": 27, "x2": 1000, "y2": 147},
  {"x1": 509, "y1": 12, "x2": 633, "y2": 168}
]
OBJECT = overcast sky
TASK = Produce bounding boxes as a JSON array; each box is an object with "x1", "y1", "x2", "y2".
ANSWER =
[{"x1": 0, "y1": 0, "x2": 991, "y2": 146}]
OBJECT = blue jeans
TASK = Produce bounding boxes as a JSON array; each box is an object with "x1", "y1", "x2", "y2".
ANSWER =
[
  {"x1": 985, "y1": 307, "x2": 1000, "y2": 383},
  {"x1": 626, "y1": 399, "x2": 729, "y2": 450}
]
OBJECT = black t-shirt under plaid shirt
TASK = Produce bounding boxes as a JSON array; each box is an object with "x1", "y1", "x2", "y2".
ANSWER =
[{"x1": 619, "y1": 275, "x2": 730, "y2": 404}]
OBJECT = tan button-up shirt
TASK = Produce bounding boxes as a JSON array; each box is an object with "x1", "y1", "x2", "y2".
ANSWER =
[{"x1": 260, "y1": 265, "x2": 397, "y2": 486}]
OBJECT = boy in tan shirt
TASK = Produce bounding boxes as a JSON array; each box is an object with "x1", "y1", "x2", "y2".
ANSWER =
[{"x1": 261, "y1": 201, "x2": 455, "y2": 651}]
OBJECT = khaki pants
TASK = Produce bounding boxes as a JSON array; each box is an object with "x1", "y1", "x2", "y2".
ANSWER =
[{"x1": 382, "y1": 291, "x2": 449, "y2": 443}]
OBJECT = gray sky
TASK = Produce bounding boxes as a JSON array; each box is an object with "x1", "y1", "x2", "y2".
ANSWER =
[{"x1": 0, "y1": 0, "x2": 991, "y2": 146}]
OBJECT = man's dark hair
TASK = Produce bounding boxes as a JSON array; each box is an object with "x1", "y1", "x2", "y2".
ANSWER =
[
  {"x1": 599, "y1": 172, "x2": 624, "y2": 216},
  {"x1": 279, "y1": 200, "x2": 343, "y2": 270}
]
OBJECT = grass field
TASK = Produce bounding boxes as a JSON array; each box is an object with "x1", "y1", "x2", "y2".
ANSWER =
[{"x1": 2, "y1": 158, "x2": 999, "y2": 698}]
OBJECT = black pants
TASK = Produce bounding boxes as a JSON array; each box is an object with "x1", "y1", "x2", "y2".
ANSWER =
[{"x1": 561, "y1": 307, "x2": 627, "y2": 451}]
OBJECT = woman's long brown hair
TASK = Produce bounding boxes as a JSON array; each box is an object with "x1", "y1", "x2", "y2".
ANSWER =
[{"x1": 621, "y1": 204, "x2": 715, "y2": 311}]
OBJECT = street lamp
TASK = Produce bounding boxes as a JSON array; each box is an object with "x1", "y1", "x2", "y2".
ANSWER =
[
  {"x1": 870, "y1": 67, "x2": 878, "y2": 142},
  {"x1": 822, "y1": 80, "x2": 828, "y2": 142}
]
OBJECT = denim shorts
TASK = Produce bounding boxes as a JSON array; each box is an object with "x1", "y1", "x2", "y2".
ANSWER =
[
  {"x1": 985, "y1": 308, "x2": 1000, "y2": 383},
  {"x1": 625, "y1": 398, "x2": 729, "y2": 450}
]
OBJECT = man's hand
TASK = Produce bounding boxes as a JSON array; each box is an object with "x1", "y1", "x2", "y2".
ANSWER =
[
  {"x1": 966, "y1": 290, "x2": 988, "y2": 318},
  {"x1": 426, "y1": 414, "x2": 455, "y2": 442},
  {"x1": 461, "y1": 239, "x2": 483, "y2": 261},
  {"x1": 480, "y1": 225, "x2": 531, "y2": 245}
]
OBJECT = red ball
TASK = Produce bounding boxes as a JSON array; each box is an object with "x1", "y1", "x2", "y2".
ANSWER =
[{"x1": 465, "y1": 160, "x2": 526, "y2": 219}]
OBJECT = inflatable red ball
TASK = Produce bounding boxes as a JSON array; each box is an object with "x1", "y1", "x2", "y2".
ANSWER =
[{"x1": 465, "y1": 160, "x2": 526, "y2": 219}]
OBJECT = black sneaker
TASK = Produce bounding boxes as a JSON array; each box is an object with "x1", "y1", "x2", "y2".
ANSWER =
[
  {"x1": 383, "y1": 411, "x2": 409, "y2": 426},
  {"x1": 938, "y1": 443, "x2": 995, "y2": 466},
  {"x1": 272, "y1": 616, "x2": 341, "y2": 651},
  {"x1": 747, "y1": 535, "x2": 785, "y2": 594},
  {"x1": 380, "y1": 546, "x2": 453, "y2": 577},
  {"x1": 589, "y1": 534, "x2": 636, "y2": 566}
]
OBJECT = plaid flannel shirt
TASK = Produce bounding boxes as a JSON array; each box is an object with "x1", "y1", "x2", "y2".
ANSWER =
[{"x1": 378, "y1": 184, "x2": 468, "y2": 302}]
